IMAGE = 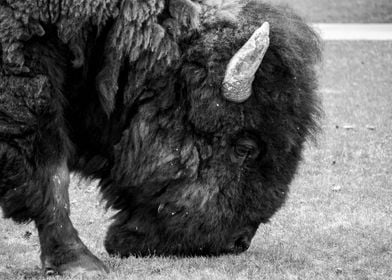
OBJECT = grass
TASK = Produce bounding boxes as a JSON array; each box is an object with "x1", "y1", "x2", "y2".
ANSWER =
[
  {"x1": 264, "y1": 0, "x2": 392, "y2": 23},
  {"x1": 1, "y1": 41, "x2": 391, "y2": 280}
]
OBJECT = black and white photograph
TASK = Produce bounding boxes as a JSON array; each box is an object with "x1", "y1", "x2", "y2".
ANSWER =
[{"x1": 0, "y1": 0, "x2": 391, "y2": 279}]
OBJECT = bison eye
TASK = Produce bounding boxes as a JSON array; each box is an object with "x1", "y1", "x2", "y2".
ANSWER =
[{"x1": 234, "y1": 138, "x2": 259, "y2": 159}]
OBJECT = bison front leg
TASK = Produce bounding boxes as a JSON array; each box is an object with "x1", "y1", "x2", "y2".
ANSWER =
[
  {"x1": 0, "y1": 74, "x2": 107, "y2": 276},
  {"x1": 36, "y1": 161, "x2": 108, "y2": 276}
]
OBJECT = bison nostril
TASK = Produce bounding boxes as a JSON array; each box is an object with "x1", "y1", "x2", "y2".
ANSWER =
[
  {"x1": 226, "y1": 235, "x2": 252, "y2": 254},
  {"x1": 234, "y1": 235, "x2": 251, "y2": 252}
]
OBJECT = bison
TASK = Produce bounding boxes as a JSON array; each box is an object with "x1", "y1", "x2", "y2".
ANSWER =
[{"x1": 0, "y1": 0, "x2": 322, "y2": 276}]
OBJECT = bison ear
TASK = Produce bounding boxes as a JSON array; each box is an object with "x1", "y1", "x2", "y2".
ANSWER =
[{"x1": 222, "y1": 22, "x2": 270, "y2": 103}]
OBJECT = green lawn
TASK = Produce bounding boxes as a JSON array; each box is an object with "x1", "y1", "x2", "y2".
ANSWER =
[
  {"x1": 1, "y1": 41, "x2": 391, "y2": 280},
  {"x1": 265, "y1": 0, "x2": 392, "y2": 23}
]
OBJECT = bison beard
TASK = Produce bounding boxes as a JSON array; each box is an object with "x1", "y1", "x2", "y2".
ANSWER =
[{"x1": 0, "y1": 0, "x2": 321, "y2": 276}]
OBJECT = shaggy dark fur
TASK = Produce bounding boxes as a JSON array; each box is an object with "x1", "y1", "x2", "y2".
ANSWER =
[{"x1": 0, "y1": 0, "x2": 321, "y2": 275}]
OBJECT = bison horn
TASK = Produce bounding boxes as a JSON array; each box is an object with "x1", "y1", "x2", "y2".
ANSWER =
[{"x1": 222, "y1": 22, "x2": 270, "y2": 103}]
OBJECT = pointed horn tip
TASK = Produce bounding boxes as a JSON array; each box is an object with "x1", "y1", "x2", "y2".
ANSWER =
[
  {"x1": 261, "y1": 22, "x2": 270, "y2": 34},
  {"x1": 255, "y1": 22, "x2": 270, "y2": 38}
]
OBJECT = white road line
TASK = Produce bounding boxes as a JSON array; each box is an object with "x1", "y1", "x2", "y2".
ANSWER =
[{"x1": 311, "y1": 24, "x2": 392, "y2": 41}]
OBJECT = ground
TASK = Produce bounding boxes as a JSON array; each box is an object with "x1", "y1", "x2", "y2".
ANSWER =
[{"x1": 1, "y1": 1, "x2": 392, "y2": 280}]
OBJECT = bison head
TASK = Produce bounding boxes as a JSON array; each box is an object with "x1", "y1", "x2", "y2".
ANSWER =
[{"x1": 102, "y1": 2, "x2": 321, "y2": 257}]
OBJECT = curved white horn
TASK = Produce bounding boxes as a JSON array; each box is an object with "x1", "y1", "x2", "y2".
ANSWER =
[{"x1": 222, "y1": 22, "x2": 270, "y2": 103}]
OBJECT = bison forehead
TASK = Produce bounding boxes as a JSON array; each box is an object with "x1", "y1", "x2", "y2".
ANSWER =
[{"x1": 188, "y1": 96, "x2": 246, "y2": 134}]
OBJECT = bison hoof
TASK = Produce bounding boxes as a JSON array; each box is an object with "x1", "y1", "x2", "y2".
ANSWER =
[{"x1": 42, "y1": 249, "x2": 108, "y2": 276}]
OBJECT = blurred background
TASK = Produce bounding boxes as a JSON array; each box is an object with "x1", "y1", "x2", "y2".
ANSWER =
[{"x1": 265, "y1": 0, "x2": 392, "y2": 22}]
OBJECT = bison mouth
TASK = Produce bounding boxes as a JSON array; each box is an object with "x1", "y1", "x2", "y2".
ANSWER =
[
  {"x1": 104, "y1": 204, "x2": 258, "y2": 257},
  {"x1": 104, "y1": 224, "x2": 256, "y2": 257}
]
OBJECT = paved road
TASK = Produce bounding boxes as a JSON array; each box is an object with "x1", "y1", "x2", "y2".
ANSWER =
[{"x1": 312, "y1": 24, "x2": 392, "y2": 40}]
